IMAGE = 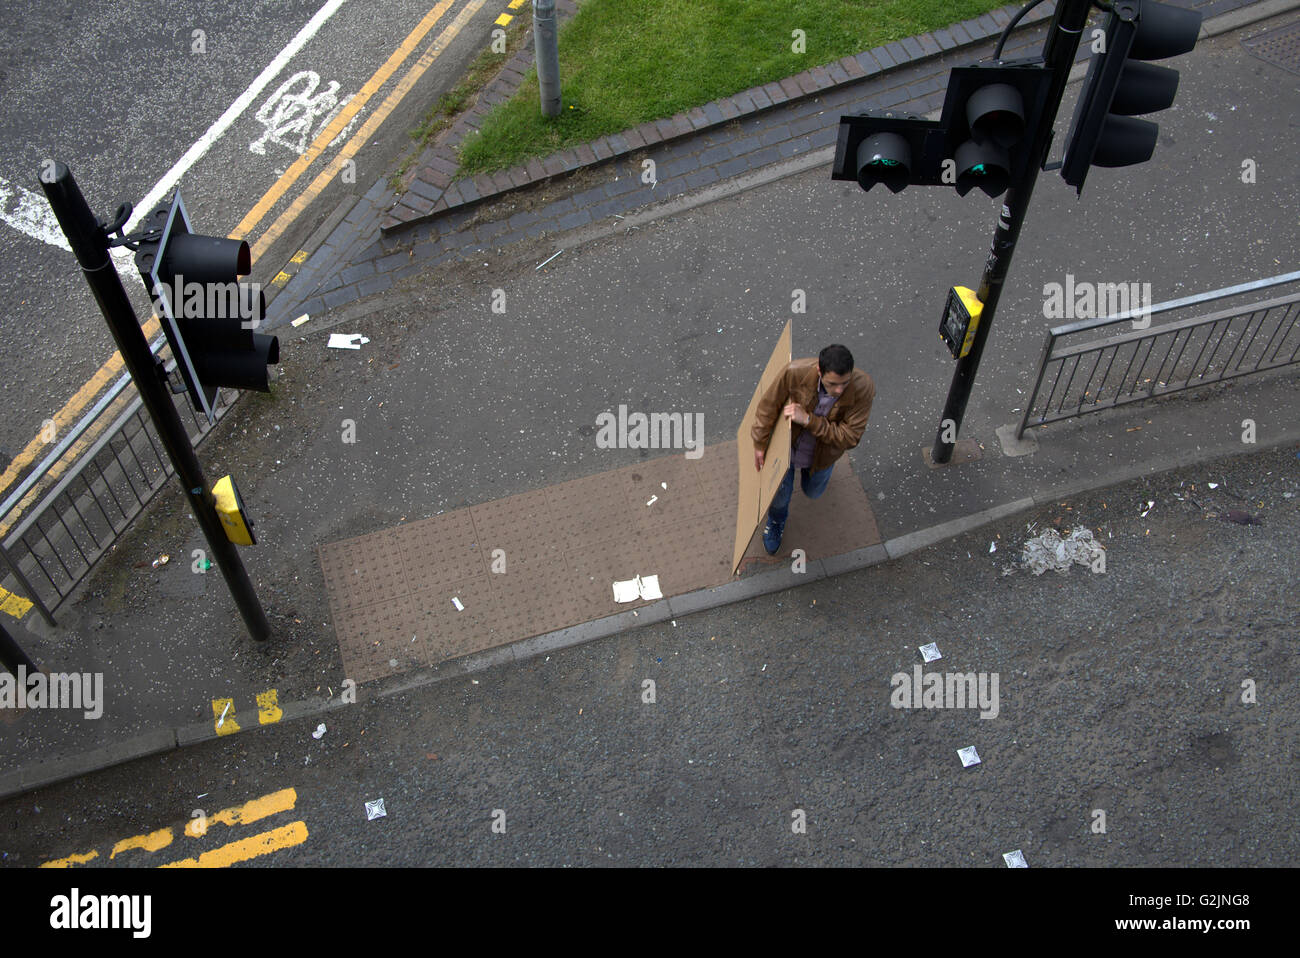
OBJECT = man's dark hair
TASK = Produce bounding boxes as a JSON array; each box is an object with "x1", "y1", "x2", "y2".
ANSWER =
[{"x1": 818, "y1": 344, "x2": 854, "y2": 376}]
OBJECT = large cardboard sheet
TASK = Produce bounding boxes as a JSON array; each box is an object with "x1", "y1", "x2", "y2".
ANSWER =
[{"x1": 732, "y1": 321, "x2": 793, "y2": 574}]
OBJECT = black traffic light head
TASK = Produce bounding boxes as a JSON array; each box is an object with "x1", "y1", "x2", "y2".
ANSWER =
[
  {"x1": 942, "y1": 64, "x2": 1053, "y2": 197},
  {"x1": 1060, "y1": 0, "x2": 1202, "y2": 193},
  {"x1": 833, "y1": 62, "x2": 1053, "y2": 199},
  {"x1": 134, "y1": 193, "x2": 278, "y2": 421}
]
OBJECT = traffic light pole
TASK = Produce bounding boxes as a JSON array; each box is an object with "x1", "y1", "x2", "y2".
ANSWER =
[
  {"x1": 0, "y1": 619, "x2": 39, "y2": 675},
  {"x1": 40, "y1": 163, "x2": 271, "y2": 642},
  {"x1": 930, "y1": 0, "x2": 1094, "y2": 464}
]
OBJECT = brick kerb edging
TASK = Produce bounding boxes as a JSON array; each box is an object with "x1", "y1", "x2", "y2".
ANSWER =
[
  {"x1": 380, "y1": 0, "x2": 1060, "y2": 234},
  {"x1": 5, "y1": 425, "x2": 1299, "y2": 803}
]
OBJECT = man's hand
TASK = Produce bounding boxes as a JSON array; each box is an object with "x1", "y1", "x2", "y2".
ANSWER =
[
  {"x1": 754, "y1": 448, "x2": 765, "y2": 471},
  {"x1": 783, "y1": 401, "x2": 810, "y2": 426}
]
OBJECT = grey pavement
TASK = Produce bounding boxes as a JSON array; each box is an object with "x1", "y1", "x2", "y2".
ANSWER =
[{"x1": 1, "y1": 0, "x2": 1299, "y2": 800}]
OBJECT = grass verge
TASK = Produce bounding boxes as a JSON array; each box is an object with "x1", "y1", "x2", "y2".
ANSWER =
[{"x1": 456, "y1": 0, "x2": 1010, "y2": 176}]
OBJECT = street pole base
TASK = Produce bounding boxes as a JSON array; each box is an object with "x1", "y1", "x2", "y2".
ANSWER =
[
  {"x1": 995, "y1": 423, "x2": 1039, "y2": 457},
  {"x1": 923, "y1": 438, "x2": 983, "y2": 468}
]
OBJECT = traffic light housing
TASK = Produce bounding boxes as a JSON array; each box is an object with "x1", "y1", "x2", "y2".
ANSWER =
[
  {"x1": 1060, "y1": 0, "x2": 1202, "y2": 193},
  {"x1": 833, "y1": 62, "x2": 1055, "y2": 199},
  {"x1": 134, "y1": 193, "x2": 279, "y2": 422}
]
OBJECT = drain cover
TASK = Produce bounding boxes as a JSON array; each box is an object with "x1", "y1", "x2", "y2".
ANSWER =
[{"x1": 1241, "y1": 19, "x2": 1300, "y2": 75}]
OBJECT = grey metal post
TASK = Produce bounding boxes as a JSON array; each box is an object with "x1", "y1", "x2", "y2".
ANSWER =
[{"x1": 534, "y1": 0, "x2": 561, "y2": 117}]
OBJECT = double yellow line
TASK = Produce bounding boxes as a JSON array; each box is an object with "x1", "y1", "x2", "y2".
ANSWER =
[
  {"x1": 41, "y1": 787, "x2": 307, "y2": 868},
  {"x1": 1, "y1": 0, "x2": 493, "y2": 554}
]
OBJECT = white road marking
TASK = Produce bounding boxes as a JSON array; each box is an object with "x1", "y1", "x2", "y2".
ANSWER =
[
  {"x1": 250, "y1": 71, "x2": 348, "y2": 156},
  {"x1": 121, "y1": 0, "x2": 351, "y2": 235},
  {"x1": 0, "y1": 174, "x2": 71, "y2": 251},
  {"x1": 7, "y1": 0, "x2": 350, "y2": 276}
]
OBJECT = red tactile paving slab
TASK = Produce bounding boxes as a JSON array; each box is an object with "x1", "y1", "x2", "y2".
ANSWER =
[
  {"x1": 737, "y1": 460, "x2": 882, "y2": 570},
  {"x1": 319, "y1": 441, "x2": 880, "y2": 683}
]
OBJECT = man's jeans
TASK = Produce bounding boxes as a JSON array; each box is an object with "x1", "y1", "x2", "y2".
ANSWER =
[{"x1": 766, "y1": 464, "x2": 833, "y2": 526}]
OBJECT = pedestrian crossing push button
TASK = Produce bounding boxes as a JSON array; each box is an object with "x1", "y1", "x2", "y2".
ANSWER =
[{"x1": 213, "y1": 475, "x2": 256, "y2": 545}]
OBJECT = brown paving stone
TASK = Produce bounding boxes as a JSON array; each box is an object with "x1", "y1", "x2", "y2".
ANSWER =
[
  {"x1": 320, "y1": 442, "x2": 879, "y2": 682},
  {"x1": 410, "y1": 577, "x2": 496, "y2": 662},
  {"x1": 736, "y1": 460, "x2": 881, "y2": 572},
  {"x1": 486, "y1": 564, "x2": 585, "y2": 639}
]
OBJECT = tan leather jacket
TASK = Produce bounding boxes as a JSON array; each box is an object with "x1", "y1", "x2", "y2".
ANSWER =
[{"x1": 751, "y1": 357, "x2": 875, "y2": 472}]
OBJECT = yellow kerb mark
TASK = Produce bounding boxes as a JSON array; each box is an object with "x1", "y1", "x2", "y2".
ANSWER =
[
  {"x1": 0, "y1": 586, "x2": 33, "y2": 619},
  {"x1": 257, "y1": 689, "x2": 283, "y2": 725},
  {"x1": 39, "y1": 849, "x2": 99, "y2": 868},
  {"x1": 161, "y1": 821, "x2": 309, "y2": 868},
  {"x1": 212, "y1": 697, "x2": 240, "y2": 735},
  {"x1": 290, "y1": 249, "x2": 309, "y2": 264},
  {"x1": 496, "y1": 13, "x2": 512, "y2": 25},
  {"x1": 110, "y1": 827, "x2": 174, "y2": 859},
  {"x1": 184, "y1": 787, "x2": 297, "y2": 837},
  {"x1": 272, "y1": 271, "x2": 291, "y2": 287}
]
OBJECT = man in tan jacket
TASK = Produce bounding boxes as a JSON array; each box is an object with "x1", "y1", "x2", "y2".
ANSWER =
[{"x1": 752, "y1": 344, "x2": 875, "y2": 554}]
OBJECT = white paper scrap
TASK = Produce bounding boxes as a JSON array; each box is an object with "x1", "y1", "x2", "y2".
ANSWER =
[
  {"x1": 451, "y1": 596, "x2": 464, "y2": 612},
  {"x1": 1208, "y1": 482, "x2": 1219, "y2": 489},
  {"x1": 291, "y1": 314, "x2": 311, "y2": 327},
  {"x1": 989, "y1": 541, "x2": 997, "y2": 553},
  {"x1": 328, "y1": 333, "x2": 370, "y2": 349},
  {"x1": 612, "y1": 573, "x2": 664, "y2": 603},
  {"x1": 646, "y1": 495, "x2": 658, "y2": 506},
  {"x1": 958, "y1": 746, "x2": 981, "y2": 767},
  {"x1": 919, "y1": 643, "x2": 941, "y2": 662},
  {"x1": 1003, "y1": 849, "x2": 1028, "y2": 868},
  {"x1": 365, "y1": 798, "x2": 387, "y2": 820},
  {"x1": 312, "y1": 723, "x2": 326, "y2": 739}
]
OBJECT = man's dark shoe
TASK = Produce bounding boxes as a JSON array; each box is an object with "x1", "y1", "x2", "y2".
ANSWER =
[{"x1": 762, "y1": 519, "x2": 784, "y2": 555}]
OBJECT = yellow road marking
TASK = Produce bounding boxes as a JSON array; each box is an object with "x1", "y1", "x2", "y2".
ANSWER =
[
  {"x1": 272, "y1": 270, "x2": 291, "y2": 286},
  {"x1": 496, "y1": 13, "x2": 512, "y2": 25},
  {"x1": 289, "y1": 249, "x2": 309, "y2": 264},
  {"x1": 39, "y1": 849, "x2": 99, "y2": 868},
  {"x1": 234, "y1": 1, "x2": 458, "y2": 241},
  {"x1": 160, "y1": 821, "x2": 309, "y2": 868},
  {"x1": 110, "y1": 827, "x2": 173, "y2": 859},
  {"x1": 212, "y1": 697, "x2": 240, "y2": 735},
  {"x1": 185, "y1": 787, "x2": 297, "y2": 837},
  {"x1": 508, "y1": 0, "x2": 527, "y2": 8},
  {"x1": 257, "y1": 688, "x2": 283, "y2": 725},
  {"x1": 0, "y1": 584, "x2": 33, "y2": 619},
  {"x1": 249, "y1": 0, "x2": 489, "y2": 261}
]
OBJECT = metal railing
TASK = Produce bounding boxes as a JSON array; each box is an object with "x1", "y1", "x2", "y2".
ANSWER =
[
  {"x1": 1016, "y1": 271, "x2": 1300, "y2": 439},
  {"x1": 0, "y1": 337, "x2": 239, "y2": 625}
]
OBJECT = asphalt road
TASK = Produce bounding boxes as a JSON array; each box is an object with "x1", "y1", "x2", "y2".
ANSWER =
[
  {"x1": 2, "y1": 440, "x2": 1295, "y2": 868},
  {"x1": 0, "y1": 0, "x2": 510, "y2": 481}
]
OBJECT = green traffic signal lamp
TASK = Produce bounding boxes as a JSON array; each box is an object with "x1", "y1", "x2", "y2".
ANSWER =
[{"x1": 856, "y1": 132, "x2": 912, "y2": 193}]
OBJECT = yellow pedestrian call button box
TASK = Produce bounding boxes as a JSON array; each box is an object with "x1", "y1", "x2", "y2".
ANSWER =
[
  {"x1": 940, "y1": 285, "x2": 983, "y2": 359},
  {"x1": 213, "y1": 475, "x2": 256, "y2": 545}
]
